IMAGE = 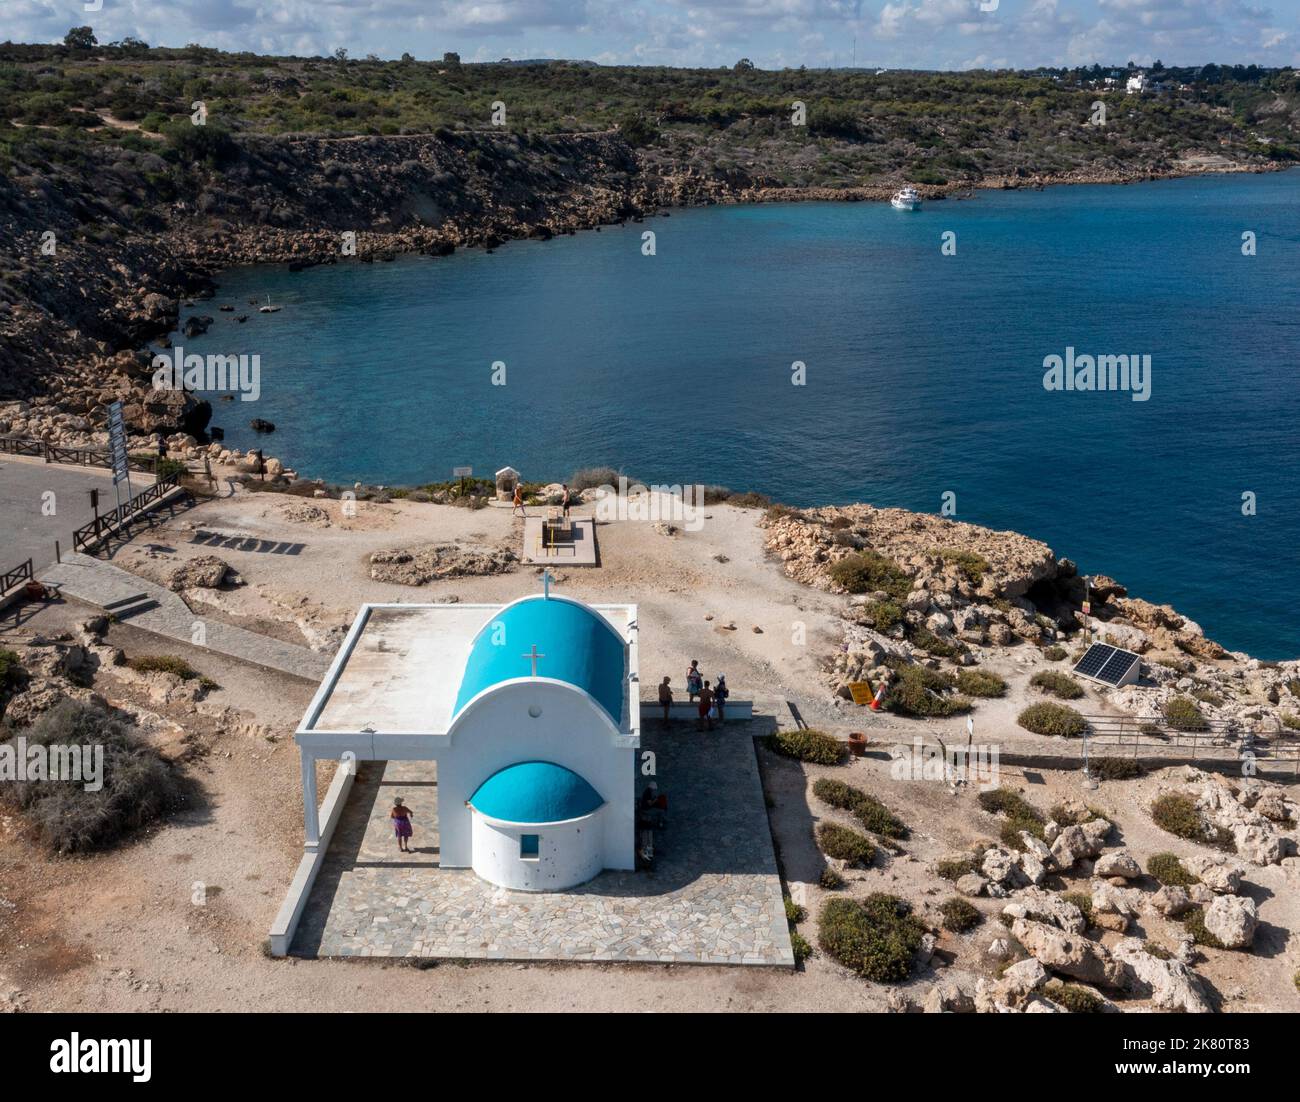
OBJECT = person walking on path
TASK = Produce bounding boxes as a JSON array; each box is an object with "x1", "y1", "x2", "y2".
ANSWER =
[
  {"x1": 512, "y1": 482, "x2": 525, "y2": 518},
  {"x1": 714, "y1": 674, "x2": 729, "y2": 724},
  {"x1": 697, "y1": 681, "x2": 714, "y2": 732},
  {"x1": 658, "y1": 676, "x2": 673, "y2": 727},
  {"x1": 390, "y1": 796, "x2": 414, "y2": 853},
  {"x1": 686, "y1": 660, "x2": 703, "y2": 703}
]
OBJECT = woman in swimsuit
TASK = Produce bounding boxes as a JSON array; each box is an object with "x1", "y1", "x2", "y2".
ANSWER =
[{"x1": 390, "y1": 796, "x2": 414, "y2": 853}]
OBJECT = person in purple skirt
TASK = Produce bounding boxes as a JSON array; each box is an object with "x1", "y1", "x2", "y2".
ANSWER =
[{"x1": 390, "y1": 796, "x2": 414, "y2": 853}]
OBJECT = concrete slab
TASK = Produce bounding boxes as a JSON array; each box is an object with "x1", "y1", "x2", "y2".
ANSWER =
[
  {"x1": 40, "y1": 551, "x2": 330, "y2": 681},
  {"x1": 290, "y1": 722, "x2": 793, "y2": 966},
  {"x1": 521, "y1": 515, "x2": 597, "y2": 565}
]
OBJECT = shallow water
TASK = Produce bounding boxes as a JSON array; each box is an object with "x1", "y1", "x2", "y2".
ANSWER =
[{"x1": 166, "y1": 169, "x2": 1300, "y2": 658}]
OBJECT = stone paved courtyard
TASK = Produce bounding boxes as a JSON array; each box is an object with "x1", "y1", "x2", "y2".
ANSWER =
[{"x1": 292, "y1": 723, "x2": 793, "y2": 965}]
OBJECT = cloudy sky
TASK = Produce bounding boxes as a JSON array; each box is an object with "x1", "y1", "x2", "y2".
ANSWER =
[{"x1": 2, "y1": 0, "x2": 1295, "y2": 70}]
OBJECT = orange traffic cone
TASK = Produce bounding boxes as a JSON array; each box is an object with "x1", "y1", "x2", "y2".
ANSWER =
[{"x1": 869, "y1": 681, "x2": 888, "y2": 711}]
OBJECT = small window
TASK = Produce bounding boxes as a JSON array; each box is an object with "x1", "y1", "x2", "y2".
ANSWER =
[{"x1": 520, "y1": 834, "x2": 540, "y2": 859}]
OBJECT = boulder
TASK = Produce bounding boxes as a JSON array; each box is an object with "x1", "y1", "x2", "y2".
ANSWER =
[
  {"x1": 1011, "y1": 918, "x2": 1125, "y2": 988},
  {"x1": 1113, "y1": 938, "x2": 1212, "y2": 1013},
  {"x1": 1149, "y1": 885, "x2": 1193, "y2": 918},
  {"x1": 1049, "y1": 823, "x2": 1105, "y2": 869},
  {"x1": 922, "y1": 984, "x2": 975, "y2": 1013},
  {"x1": 1183, "y1": 854, "x2": 1244, "y2": 895},
  {"x1": 1202, "y1": 895, "x2": 1258, "y2": 949},
  {"x1": 1090, "y1": 880, "x2": 1140, "y2": 933},
  {"x1": 168, "y1": 555, "x2": 233, "y2": 591},
  {"x1": 956, "y1": 873, "x2": 988, "y2": 897},
  {"x1": 1094, "y1": 851, "x2": 1141, "y2": 879},
  {"x1": 1002, "y1": 888, "x2": 1087, "y2": 934}
]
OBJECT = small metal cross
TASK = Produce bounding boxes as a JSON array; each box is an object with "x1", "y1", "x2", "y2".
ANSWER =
[{"x1": 522, "y1": 645, "x2": 545, "y2": 677}]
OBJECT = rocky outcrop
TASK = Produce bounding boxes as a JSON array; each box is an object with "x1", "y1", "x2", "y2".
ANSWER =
[
  {"x1": 1203, "y1": 895, "x2": 1258, "y2": 949},
  {"x1": 1112, "y1": 938, "x2": 1213, "y2": 1013},
  {"x1": 1010, "y1": 918, "x2": 1126, "y2": 988},
  {"x1": 168, "y1": 556, "x2": 236, "y2": 592},
  {"x1": 369, "y1": 543, "x2": 516, "y2": 585}
]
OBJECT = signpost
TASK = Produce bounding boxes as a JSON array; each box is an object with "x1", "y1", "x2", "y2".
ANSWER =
[{"x1": 107, "y1": 401, "x2": 131, "y2": 515}]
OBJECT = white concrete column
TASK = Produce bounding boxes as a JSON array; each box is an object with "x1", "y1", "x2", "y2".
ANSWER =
[{"x1": 301, "y1": 751, "x2": 319, "y2": 849}]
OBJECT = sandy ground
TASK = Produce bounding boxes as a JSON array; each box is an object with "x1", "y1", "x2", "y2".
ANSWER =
[{"x1": 2, "y1": 486, "x2": 1297, "y2": 1012}]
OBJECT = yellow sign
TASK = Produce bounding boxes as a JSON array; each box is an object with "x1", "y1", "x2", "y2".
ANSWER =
[{"x1": 848, "y1": 681, "x2": 875, "y2": 706}]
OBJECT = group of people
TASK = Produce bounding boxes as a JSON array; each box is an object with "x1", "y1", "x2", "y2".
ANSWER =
[
  {"x1": 512, "y1": 482, "x2": 573, "y2": 519},
  {"x1": 658, "y1": 660, "x2": 729, "y2": 731}
]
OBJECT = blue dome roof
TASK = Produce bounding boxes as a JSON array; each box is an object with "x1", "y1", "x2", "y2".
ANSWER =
[
  {"x1": 453, "y1": 597, "x2": 625, "y2": 724},
  {"x1": 469, "y1": 761, "x2": 604, "y2": 824}
]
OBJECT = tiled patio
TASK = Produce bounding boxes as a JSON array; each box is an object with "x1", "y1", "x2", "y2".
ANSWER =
[{"x1": 291, "y1": 724, "x2": 793, "y2": 966}]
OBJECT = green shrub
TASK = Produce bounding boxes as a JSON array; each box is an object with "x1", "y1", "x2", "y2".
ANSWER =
[
  {"x1": 1089, "y1": 756, "x2": 1143, "y2": 780},
  {"x1": 1000, "y1": 817, "x2": 1044, "y2": 850},
  {"x1": 568, "y1": 466, "x2": 620, "y2": 491},
  {"x1": 859, "y1": 600, "x2": 903, "y2": 632},
  {"x1": 936, "y1": 856, "x2": 976, "y2": 881},
  {"x1": 819, "y1": 866, "x2": 845, "y2": 890},
  {"x1": 932, "y1": 549, "x2": 989, "y2": 585},
  {"x1": 1150, "y1": 793, "x2": 1202, "y2": 839},
  {"x1": 1062, "y1": 891, "x2": 1094, "y2": 928},
  {"x1": 790, "y1": 930, "x2": 813, "y2": 964},
  {"x1": 1044, "y1": 980, "x2": 1103, "y2": 1013},
  {"x1": 1164, "y1": 695, "x2": 1208, "y2": 731},
  {"x1": 817, "y1": 894, "x2": 927, "y2": 982},
  {"x1": 1017, "y1": 702, "x2": 1087, "y2": 737},
  {"x1": 154, "y1": 457, "x2": 188, "y2": 481},
  {"x1": 955, "y1": 669, "x2": 1007, "y2": 698},
  {"x1": 886, "y1": 663, "x2": 971, "y2": 718},
  {"x1": 0, "y1": 700, "x2": 187, "y2": 853},
  {"x1": 817, "y1": 821, "x2": 876, "y2": 866},
  {"x1": 1144, "y1": 942, "x2": 1173, "y2": 960},
  {"x1": 812, "y1": 777, "x2": 908, "y2": 838},
  {"x1": 978, "y1": 788, "x2": 1043, "y2": 823},
  {"x1": 766, "y1": 728, "x2": 845, "y2": 765},
  {"x1": 1029, "y1": 670, "x2": 1084, "y2": 700},
  {"x1": 939, "y1": 897, "x2": 981, "y2": 933},
  {"x1": 1183, "y1": 906, "x2": 1225, "y2": 949},
  {"x1": 827, "y1": 550, "x2": 912, "y2": 600},
  {"x1": 0, "y1": 649, "x2": 25, "y2": 716},
  {"x1": 1192, "y1": 688, "x2": 1224, "y2": 708},
  {"x1": 1147, "y1": 852, "x2": 1199, "y2": 887},
  {"x1": 1043, "y1": 645, "x2": 1067, "y2": 662},
  {"x1": 910, "y1": 627, "x2": 961, "y2": 658},
  {"x1": 1280, "y1": 713, "x2": 1300, "y2": 731},
  {"x1": 784, "y1": 895, "x2": 807, "y2": 924},
  {"x1": 726, "y1": 491, "x2": 771, "y2": 509},
  {"x1": 126, "y1": 654, "x2": 218, "y2": 690}
]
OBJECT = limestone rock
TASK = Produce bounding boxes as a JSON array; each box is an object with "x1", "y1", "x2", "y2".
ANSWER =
[
  {"x1": 1183, "y1": 854, "x2": 1244, "y2": 895},
  {"x1": 169, "y1": 555, "x2": 234, "y2": 591},
  {"x1": 1094, "y1": 851, "x2": 1141, "y2": 879},
  {"x1": 1113, "y1": 938, "x2": 1212, "y2": 1013},
  {"x1": 1202, "y1": 895, "x2": 1258, "y2": 949},
  {"x1": 1011, "y1": 918, "x2": 1125, "y2": 988},
  {"x1": 1002, "y1": 888, "x2": 1086, "y2": 934}
]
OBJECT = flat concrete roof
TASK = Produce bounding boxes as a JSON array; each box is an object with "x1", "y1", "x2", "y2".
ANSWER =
[{"x1": 303, "y1": 602, "x2": 634, "y2": 737}]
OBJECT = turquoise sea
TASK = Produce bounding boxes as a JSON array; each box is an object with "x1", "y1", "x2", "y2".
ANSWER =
[{"x1": 167, "y1": 169, "x2": 1300, "y2": 659}]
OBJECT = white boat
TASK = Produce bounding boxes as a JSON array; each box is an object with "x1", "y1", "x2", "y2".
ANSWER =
[
  {"x1": 258, "y1": 295, "x2": 281, "y2": 314},
  {"x1": 890, "y1": 186, "x2": 922, "y2": 211}
]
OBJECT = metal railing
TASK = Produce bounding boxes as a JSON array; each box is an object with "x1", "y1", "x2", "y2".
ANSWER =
[
  {"x1": 1082, "y1": 713, "x2": 1300, "y2": 772},
  {"x1": 0, "y1": 558, "x2": 34, "y2": 598},
  {"x1": 0, "y1": 435, "x2": 160, "y2": 474},
  {"x1": 73, "y1": 473, "x2": 183, "y2": 553}
]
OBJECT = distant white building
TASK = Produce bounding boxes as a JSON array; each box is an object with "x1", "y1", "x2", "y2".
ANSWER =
[{"x1": 1126, "y1": 72, "x2": 1147, "y2": 95}]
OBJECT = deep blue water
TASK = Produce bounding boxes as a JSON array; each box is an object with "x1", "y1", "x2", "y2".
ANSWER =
[{"x1": 165, "y1": 170, "x2": 1300, "y2": 659}]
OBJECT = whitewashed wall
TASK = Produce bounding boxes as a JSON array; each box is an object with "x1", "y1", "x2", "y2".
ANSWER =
[{"x1": 470, "y1": 808, "x2": 604, "y2": 890}]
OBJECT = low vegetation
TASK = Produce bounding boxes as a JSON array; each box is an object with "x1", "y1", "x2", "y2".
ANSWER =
[
  {"x1": 857, "y1": 600, "x2": 904, "y2": 633},
  {"x1": 955, "y1": 669, "x2": 1007, "y2": 698},
  {"x1": 1150, "y1": 793, "x2": 1235, "y2": 850},
  {"x1": 819, "y1": 866, "x2": 845, "y2": 890},
  {"x1": 816, "y1": 822, "x2": 876, "y2": 866},
  {"x1": 936, "y1": 855, "x2": 977, "y2": 882},
  {"x1": 126, "y1": 654, "x2": 218, "y2": 690},
  {"x1": 931, "y1": 549, "x2": 989, "y2": 586},
  {"x1": 1044, "y1": 981, "x2": 1104, "y2": 1013},
  {"x1": 1043, "y1": 645, "x2": 1068, "y2": 662},
  {"x1": 1183, "y1": 906, "x2": 1226, "y2": 949},
  {"x1": 1147, "y1": 852, "x2": 1199, "y2": 887},
  {"x1": 979, "y1": 787, "x2": 1046, "y2": 850},
  {"x1": 939, "y1": 897, "x2": 981, "y2": 933},
  {"x1": 817, "y1": 894, "x2": 927, "y2": 983},
  {"x1": 0, "y1": 700, "x2": 187, "y2": 853},
  {"x1": 1029, "y1": 670, "x2": 1084, "y2": 700},
  {"x1": 1089, "y1": 756, "x2": 1144, "y2": 780},
  {"x1": 766, "y1": 728, "x2": 844, "y2": 765},
  {"x1": 1163, "y1": 695, "x2": 1209, "y2": 731},
  {"x1": 1017, "y1": 701, "x2": 1087, "y2": 738},
  {"x1": 812, "y1": 777, "x2": 908, "y2": 839},
  {"x1": 828, "y1": 550, "x2": 912, "y2": 600},
  {"x1": 1062, "y1": 891, "x2": 1095, "y2": 928},
  {"x1": 885, "y1": 662, "x2": 972, "y2": 718},
  {"x1": 0, "y1": 648, "x2": 25, "y2": 716}
]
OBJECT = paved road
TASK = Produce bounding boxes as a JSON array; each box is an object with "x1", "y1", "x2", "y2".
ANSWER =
[{"x1": 0, "y1": 455, "x2": 142, "y2": 574}]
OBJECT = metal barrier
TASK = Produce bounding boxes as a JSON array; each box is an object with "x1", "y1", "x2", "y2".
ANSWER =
[
  {"x1": 73, "y1": 473, "x2": 184, "y2": 553},
  {"x1": 0, "y1": 557, "x2": 34, "y2": 598},
  {"x1": 1082, "y1": 713, "x2": 1300, "y2": 773},
  {"x1": 0, "y1": 435, "x2": 159, "y2": 474}
]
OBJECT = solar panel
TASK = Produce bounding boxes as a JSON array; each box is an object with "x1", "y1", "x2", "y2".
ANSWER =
[
  {"x1": 1073, "y1": 642, "x2": 1141, "y2": 686},
  {"x1": 1073, "y1": 643, "x2": 1116, "y2": 679},
  {"x1": 1098, "y1": 649, "x2": 1139, "y2": 684}
]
